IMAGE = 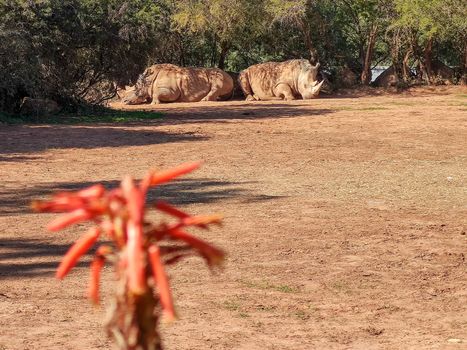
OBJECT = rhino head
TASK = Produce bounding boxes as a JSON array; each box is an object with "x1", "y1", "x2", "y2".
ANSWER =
[
  {"x1": 122, "y1": 72, "x2": 152, "y2": 105},
  {"x1": 297, "y1": 62, "x2": 324, "y2": 99}
]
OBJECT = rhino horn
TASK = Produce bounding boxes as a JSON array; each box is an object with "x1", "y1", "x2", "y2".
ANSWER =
[{"x1": 311, "y1": 80, "x2": 324, "y2": 96}]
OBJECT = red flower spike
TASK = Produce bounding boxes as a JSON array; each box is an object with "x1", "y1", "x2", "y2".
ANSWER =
[
  {"x1": 32, "y1": 195, "x2": 83, "y2": 213},
  {"x1": 76, "y1": 184, "x2": 105, "y2": 199},
  {"x1": 88, "y1": 257, "x2": 104, "y2": 303},
  {"x1": 126, "y1": 221, "x2": 147, "y2": 295},
  {"x1": 181, "y1": 214, "x2": 223, "y2": 228},
  {"x1": 148, "y1": 245, "x2": 177, "y2": 321},
  {"x1": 154, "y1": 201, "x2": 191, "y2": 219},
  {"x1": 148, "y1": 162, "x2": 201, "y2": 187},
  {"x1": 112, "y1": 217, "x2": 127, "y2": 248},
  {"x1": 56, "y1": 227, "x2": 101, "y2": 279},
  {"x1": 47, "y1": 208, "x2": 94, "y2": 232},
  {"x1": 121, "y1": 177, "x2": 145, "y2": 224},
  {"x1": 139, "y1": 172, "x2": 153, "y2": 195},
  {"x1": 155, "y1": 201, "x2": 213, "y2": 229},
  {"x1": 88, "y1": 245, "x2": 112, "y2": 304},
  {"x1": 168, "y1": 228, "x2": 225, "y2": 267}
]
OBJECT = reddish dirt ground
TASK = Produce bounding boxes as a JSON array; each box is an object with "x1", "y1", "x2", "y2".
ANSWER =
[{"x1": 0, "y1": 86, "x2": 466, "y2": 349}]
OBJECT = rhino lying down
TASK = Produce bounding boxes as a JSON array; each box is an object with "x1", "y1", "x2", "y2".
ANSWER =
[
  {"x1": 239, "y1": 59, "x2": 324, "y2": 101},
  {"x1": 122, "y1": 64, "x2": 234, "y2": 104}
]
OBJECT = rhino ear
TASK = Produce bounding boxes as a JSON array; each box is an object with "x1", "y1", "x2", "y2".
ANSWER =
[{"x1": 314, "y1": 62, "x2": 320, "y2": 70}]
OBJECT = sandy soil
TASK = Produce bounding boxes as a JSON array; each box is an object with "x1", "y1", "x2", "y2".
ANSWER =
[{"x1": 0, "y1": 86, "x2": 466, "y2": 350}]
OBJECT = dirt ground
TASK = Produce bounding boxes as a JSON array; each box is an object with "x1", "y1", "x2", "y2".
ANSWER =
[{"x1": 0, "y1": 86, "x2": 466, "y2": 350}]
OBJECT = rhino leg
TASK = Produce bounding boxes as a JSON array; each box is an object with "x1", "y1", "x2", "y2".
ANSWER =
[
  {"x1": 274, "y1": 84, "x2": 295, "y2": 101},
  {"x1": 239, "y1": 71, "x2": 255, "y2": 101},
  {"x1": 201, "y1": 88, "x2": 221, "y2": 101},
  {"x1": 151, "y1": 87, "x2": 180, "y2": 104}
]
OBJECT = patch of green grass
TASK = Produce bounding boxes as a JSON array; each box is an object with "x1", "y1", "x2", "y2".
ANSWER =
[
  {"x1": 239, "y1": 280, "x2": 299, "y2": 293},
  {"x1": 0, "y1": 111, "x2": 24, "y2": 124},
  {"x1": 335, "y1": 105, "x2": 388, "y2": 111},
  {"x1": 255, "y1": 304, "x2": 277, "y2": 312},
  {"x1": 446, "y1": 101, "x2": 467, "y2": 108},
  {"x1": 355, "y1": 106, "x2": 389, "y2": 111},
  {"x1": 329, "y1": 280, "x2": 352, "y2": 294},
  {"x1": 275, "y1": 285, "x2": 296, "y2": 293},
  {"x1": 390, "y1": 101, "x2": 418, "y2": 106},
  {"x1": 238, "y1": 312, "x2": 250, "y2": 318},
  {"x1": 51, "y1": 109, "x2": 164, "y2": 124},
  {"x1": 0, "y1": 108, "x2": 163, "y2": 125},
  {"x1": 295, "y1": 310, "x2": 310, "y2": 321},
  {"x1": 334, "y1": 106, "x2": 355, "y2": 111},
  {"x1": 251, "y1": 321, "x2": 264, "y2": 328},
  {"x1": 222, "y1": 300, "x2": 241, "y2": 312},
  {"x1": 455, "y1": 94, "x2": 467, "y2": 99}
]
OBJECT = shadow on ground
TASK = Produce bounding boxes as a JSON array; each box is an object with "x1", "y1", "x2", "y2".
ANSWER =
[
  {"x1": 0, "y1": 177, "x2": 284, "y2": 216},
  {"x1": 0, "y1": 238, "x2": 91, "y2": 279},
  {"x1": 0, "y1": 125, "x2": 207, "y2": 157},
  {"x1": 0, "y1": 176, "x2": 284, "y2": 278},
  {"x1": 115, "y1": 102, "x2": 335, "y2": 125},
  {"x1": 0, "y1": 103, "x2": 334, "y2": 158}
]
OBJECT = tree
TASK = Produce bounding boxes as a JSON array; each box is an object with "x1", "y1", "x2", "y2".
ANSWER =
[
  {"x1": 394, "y1": 0, "x2": 467, "y2": 83},
  {"x1": 172, "y1": 0, "x2": 266, "y2": 69},
  {"x1": 266, "y1": 0, "x2": 320, "y2": 64},
  {"x1": 335, "y1": 0, "x2": 394, "y2": 85},
  {"x1": 0, "y1": 0, "x2": 163, "y2": 110}
]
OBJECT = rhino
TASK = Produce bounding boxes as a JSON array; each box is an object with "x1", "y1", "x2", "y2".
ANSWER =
[
  {"x1": 373, "y1": 66, "x2": 399, "y2": 87},
  {"x1": 122, "y1": 64, "x2": 234, "y2": 104},
  {"x1": 238, "y1": 59, "x2": 324, "y2": 101},
  {"x1": 19, "y1": 97, "x2": 60, "y2": 116}
]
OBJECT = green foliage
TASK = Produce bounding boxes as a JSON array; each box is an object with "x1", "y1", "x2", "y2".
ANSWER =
[
  {"x1": 171, "y1": 0, "x2": 267, "y2": 68},
  {"x1": 0, "y1": 0, "x2": 162, "y2": 111}
]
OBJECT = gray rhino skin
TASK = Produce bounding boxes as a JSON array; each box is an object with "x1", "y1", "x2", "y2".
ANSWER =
[
  {"x1": 123, "y1": 64, "x2": 234, "y2": 104},
  {"x1": 20, "y1": 97, "x2": 60, "y2": 115},
  {"x1": 373, "y1": 66, "x2": 399, "y2": 87},
  {"x1": 238, "y1": 59, "x2": 324, "y2": 101}
]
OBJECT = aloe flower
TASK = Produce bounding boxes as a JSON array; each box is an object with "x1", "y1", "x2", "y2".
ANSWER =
[{"x1": 33, "y1": 162, "x2": 225, "y2": 350}]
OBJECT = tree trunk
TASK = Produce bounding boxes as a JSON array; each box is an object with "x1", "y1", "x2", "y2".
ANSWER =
[
  {"x1": 402, "y1": 48, "x2": 412, "y2": 82},
  {"x1": 423, "y1": 38, "x2": 434, "y2": 84},
  {"x1": 361, "y1": 25, "x2": 378, "y2": 85},
  {"x1": 461, "y1": 41, "x2": 467, "y2": 85},
  {"x1": 298, "y1": 17, "x2": 319, "y2": 65},
  {"x1": 218, "y1": 42, "x2": 230, "y2": 70}
]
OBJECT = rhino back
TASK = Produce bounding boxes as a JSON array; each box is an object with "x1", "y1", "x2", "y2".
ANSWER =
[
  {"x1": 244, "y1": 62, "x2": 283, "y2": 98},
  {"x1": 243, "y1": 59, "x2": 306, "y2": 98},
  {"x1": 178, "y1": 68, "x2": 212, "y2": 102},
  {"x1": 153, "y1": 66, "x2": 210, "y2": 102}
]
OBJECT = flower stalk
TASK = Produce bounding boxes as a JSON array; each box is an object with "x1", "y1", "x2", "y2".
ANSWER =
[{"x1": 33, "y1": 162, "x2": 225, "y2": 349}]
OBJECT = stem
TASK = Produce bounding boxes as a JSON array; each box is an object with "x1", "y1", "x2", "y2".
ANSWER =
[{"x1": 106, "y1": 263, "x2": 162, "y2": 350}]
